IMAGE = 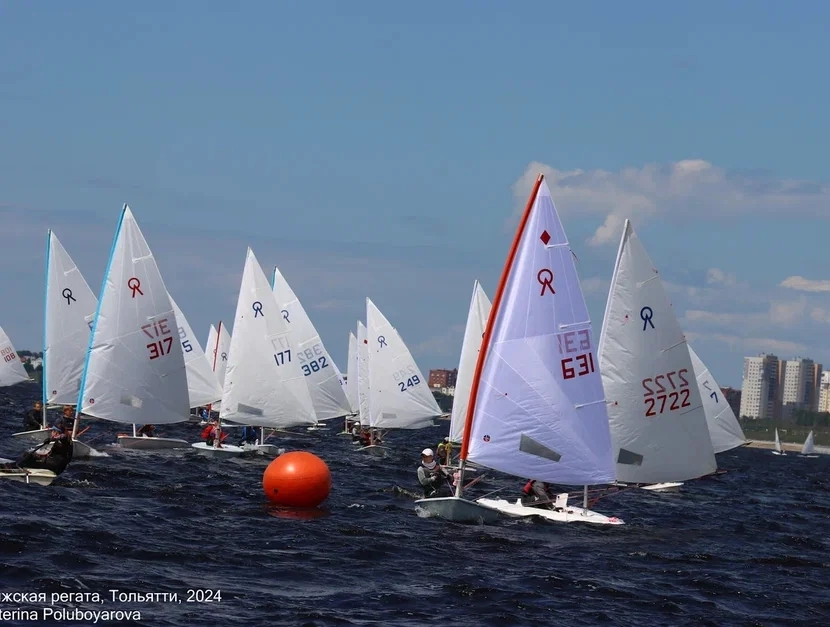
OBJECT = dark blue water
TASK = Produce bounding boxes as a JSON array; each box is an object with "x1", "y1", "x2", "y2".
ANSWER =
[{"x1": 1, "y1": 380, "x2": 828, "y2": 626}]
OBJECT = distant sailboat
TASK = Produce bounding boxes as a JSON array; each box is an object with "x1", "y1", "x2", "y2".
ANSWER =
[
  {"x1": 340, "y1": 331, "x2": 359, "y2": 435},
  {"x1": 356, "y1": 320, "x2": 370, "y2": 431},
  {"x1": 363, "y1": 298, "x2": 442, "y2": 454},
  {"x1": 203, "y1": 322, "x2": 231, "y2": 418},
  {"x1": 416, "y1": 174, "x2": 623, "y2": 525},
  {"x1": 0, "y1": 327, "x2": 29, "y2": 387},
  {"x1": 800, "y1": 431, "x2": 818, "y2": 458},
  {"x1": 77, "y1": 205, "x2": 191, "y2": 449},
  {"x1": 599, "y1": 219, "x2": 717, "y2": 492},
  {"x1": 271, "y1": 266, "x2": 351, "y2": 431},
  {"x1": 194, "y1": 248, "x2": 317, "y2": 458},
  {"x1": 772, "y1": 428, "x2": 785, "y2": 455}
]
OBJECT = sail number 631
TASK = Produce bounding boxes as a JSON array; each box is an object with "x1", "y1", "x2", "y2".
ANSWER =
[
  {"x1": 642, "y1": 369, "x2": 690, "y2": 417},
  {"x1": 561, "y1": 353, "x2": 596, "y2": 380}
]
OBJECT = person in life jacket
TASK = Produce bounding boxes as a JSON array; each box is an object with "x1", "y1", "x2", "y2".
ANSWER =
[
  {"x1": 1, "y1": 431, "x2": 74, "y2": 475},
  {"x1": 52, "y1": 405, "x2": 76, "y2": 436},
  {"x1": 23, "y1": 401, "x2": 43, "y2": 432},
  {"x1": 198, "y1": 407, "x2": 210, "y2": 421},
  {"x1": 201, "y1": 420, "x2": 227, "y2": 447},
  {"x1": 136, "y1": 424, "x2": 155, "y2": 437},
  {"x1": 239, "y1": 426, "x2": 258, "y2": 446},
  {"x1": 417, "y1": 448, "x2": 451, "y2": 498},
  {"x1": 521, "y1": 480, "x2": 557, "y2": 508},
  {"x1": 436, "y1": 437, "x2": 453, "y2": 465}
]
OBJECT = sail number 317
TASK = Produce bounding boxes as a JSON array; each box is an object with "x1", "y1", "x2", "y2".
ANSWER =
[
  {"x1": 142, "y1": 318, "x2": 173, "y2": 360},
  {"x1": 643, "y1": 369, "x2": 691, "y2": 417}
]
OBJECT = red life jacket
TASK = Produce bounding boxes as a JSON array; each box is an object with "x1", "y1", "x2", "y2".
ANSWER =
[
  {"x1": 522, "y1": 480, "x2": 534, "y2": 495},
  {"x1": 201, "y1": 425, "x2": 214, "y2": 440}
]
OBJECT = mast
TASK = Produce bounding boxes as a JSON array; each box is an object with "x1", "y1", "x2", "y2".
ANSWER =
[
  {"x1": 41, "y1": 230, "x2": 50, "y2": 430},
  {"x1": 211, "y1": 321, "x2": 223, "y2": 449},
  {"x1": 454, "y1": 173, "x2": 545, "y2": 498}
]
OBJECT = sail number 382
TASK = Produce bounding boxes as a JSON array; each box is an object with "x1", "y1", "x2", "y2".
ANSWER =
[{"x1": 643, "y1": 369, "x2": 690, "y2": 417}]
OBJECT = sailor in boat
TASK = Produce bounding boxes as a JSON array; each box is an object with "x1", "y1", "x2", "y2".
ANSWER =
[
  {"x1": 520, "y1": 480, "x2": 561, "y2": 510},
  {"x1": 350, "y1": 423, "x2": 361, "y2": 441},
  {"x1": 201, "y1": 420, "x2": 227, "y2": 447},
  {"x1": 136, "y1": 424, "x2": 156, "y2": 438},
  {"x1": 0, "y1": 431, "x2": 74, "y2": 476},
  {"x1": 52, "y1": 406, "x2": 76, "y2": 436},
  {"x1": 436, "y1": 437, "x2": 453, "y2": 465},
  {"x1": 239, "y1": 426, "x2": 258, "y2": 446},
  {"x1": 417, "y1": 448, "x2": 451, "y2": 498},
  {"x1": 23, "y1": 401, "x2": 43, "y2": 432},
  {"x1": 198, "y1": 407, "x2": 210, "y2": 422}
]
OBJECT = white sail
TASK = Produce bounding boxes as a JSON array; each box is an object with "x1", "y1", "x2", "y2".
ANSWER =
[
  {"x1": 366, "y1": 298, "x2": 442, "y2": 430},
  {"x1": 43, "y1": 231, "x2": 98, "y2": 405},
  {"x1": 214, "y1": 322, "x2": 231, "y2": 389},
  {"x1": 598, "y1": 219, "x2": 716, "y2": 483},
  {"x1": 218, "y1": 248, "x2": 316, "y2": 428},
  {"x1": 688, "y1": 344, "x2": 746, "y2": 453},
  {"x1": 345, "y1": 332, "x2": 359, "y2": 414},
  {"x1": 774, "y1": 428, "x2": 782, "y2": 453},
  {"x1": 356, "y1": 321, "x2": 370, "y2": 424},
  {"x1": 77, "y1": 205, "x2": 190, "y2": 425},
  {"x1": 467, "y1": 180, "x2": 616, "y2": 485},
  {"x1": 206, "y1": 324, "x2": 217, "y2": 369},
  {"x1": 802, "y1": 431, "x2": 815, "y2": 455},
  {"x1": 0, "y1": 326, "x2": 29, "y2": 387},
  {"x1": 271, "y1": 267, "x2": 352, "y2": 420},
  {"x1": 168, "y1": 293, "x2": 222, "y2": 408},
  {"x1": 449, "y1": 280, "x2": 491, "y2": 444}
]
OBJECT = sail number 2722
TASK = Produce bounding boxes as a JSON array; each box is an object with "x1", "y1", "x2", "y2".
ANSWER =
[{"x1": 643, "y1": 369, "x2": 691, "y2": 417}]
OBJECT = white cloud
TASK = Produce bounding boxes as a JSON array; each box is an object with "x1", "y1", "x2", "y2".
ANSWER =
[
  {"x1": 683, "y1": 297, "x2": 806, "y2": 328},
  {"x1": 810, "y1": 307, "x2": 830, "y2": 324},
  {"x1": 780, "y1": 276, "x2": 830, "y2": 293},
  {"x1": 706, "y1": 268, "x2": 737, "y2": 287},
  {"x1": 686, "y1": 331, "x2": 808, "y2": 356},
  {"x1": 512, "y1": 159, "x2": 830, "y2": 246}
]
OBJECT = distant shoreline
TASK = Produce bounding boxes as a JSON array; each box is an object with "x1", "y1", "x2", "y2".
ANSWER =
[{"x1": 745, "y1": 440, "x2": 829, "y2": 454}]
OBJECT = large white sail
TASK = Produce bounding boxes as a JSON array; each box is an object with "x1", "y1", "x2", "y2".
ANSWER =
[
  {"x1": 214, "y1": 322, "x2": 231, "y2": 389},
  {"x1": 688, "y1": 344, "x2": 746, "y2": 454},
  {"x1": 598, "y1": 219, "x2": 716, "y2": 483},
  {"x1": 366, "y1": 298, "x2": 441, "y2": 430},
  {"x1": 467, "y1": 180, "x2": 616, "y2": 485},
  {"x1": 205, "y1": 325, "x2": 217, "y2": 366},
  {"x1": 0, "y1": 326, "x2": 29, "y2": 387},
  {"x1": 345, "y1": 332, "x2": 359, "y2": 414},
  {"x1": 272, "y1": 267, "x2": 352, "y2": 420},
  {"x1": 168, "y1": 293, "x2": 222, "y2": 408},
  {"x1": 802, "y1": 431, "x2": 815, "y2": 456},
  {"x1": 43, "y1": 231, "x2": 98, "y2": 405},
  {"x1": 77, "y1": 205, "x2": 190, "y2": 425},
  {"x1": 356, "y1": 321, "x2": 370, "y2": 424},
  {"x1": 449, "y1": 281, "x2": 491, "y2": 444},
  {"x1": 219, "y1": 249, "x2": 316, "y2": 428}
]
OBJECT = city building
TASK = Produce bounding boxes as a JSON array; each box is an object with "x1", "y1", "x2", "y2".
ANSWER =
[
  {"x1": 739, "y1": 354, "x2": 780, "y2": 419},
  {"x1": 428, "y1": 369, "x2": 457, "y2": 389},
  {"x1": 780, "y1": 357, "x2": 822, "y2": 420},
  {"x1": 720, "y1": 387, "x2": 742, "y2": 420},
  {"x1": 818, "y1": 371, "x2": 830, "y2": 413}
]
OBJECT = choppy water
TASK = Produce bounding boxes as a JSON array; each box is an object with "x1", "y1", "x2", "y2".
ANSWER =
[{"x1": 1, "y1": 381, "x2": 828, "y2": 626}]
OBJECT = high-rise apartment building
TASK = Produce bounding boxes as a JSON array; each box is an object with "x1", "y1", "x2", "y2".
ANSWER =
[
  {"x1": 818, "y1": 371, "x2": 830, "y2": 413},
  {"x1": 780, "y1": 358, "x2": 819, "y2": 420},
  {"x1": 739, "y1": 354, "x2": 780, "y2": 419}
]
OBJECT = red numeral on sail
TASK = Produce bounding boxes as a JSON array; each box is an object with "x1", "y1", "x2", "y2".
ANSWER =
[
  {"x1": 144, "y1": 317, "x2": 174, "y2": 360},
  {"x1": 642, "y1": 368, "x2": 691, "y2": 417},
  {"x1": 561, "y1": 352, "x2": 595, "y2": 380}
]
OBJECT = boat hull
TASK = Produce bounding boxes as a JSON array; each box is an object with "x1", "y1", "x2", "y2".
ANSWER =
[
  {"x1": 359, "y1": 444, "x2": 387, "y2": 457},
  {"x1": 191, "y1": 442, "x2": 245, "y2": 458},
  {"x1": 72, "y1": 439, "x2": 102, "y2": 459},
  {"x1": 640, "y1": 482, "x2": 683, "y2": 493},
  {"x1": 414, "y1": 496, "x2": 501, "y2": 524},
  {"x1": 241, "y1": 443, "x2": 284, "y2": 456},
  {"x1": 0, "y1": 468, "x2": 57, "y2": 486},
  {"x1": 118, "y1": 435, "x2": 189, "y2": 450},
  {"x1": 10, "y1": 428, "x2": 52, "y2": 444},
  {"x1": 476, "y1": 497, "x2": 624, "y2": 525}
]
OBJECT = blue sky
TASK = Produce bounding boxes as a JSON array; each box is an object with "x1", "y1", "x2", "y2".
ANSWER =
[{"x1": 1, "y1": 2, "x2": 829, "y2": 388}]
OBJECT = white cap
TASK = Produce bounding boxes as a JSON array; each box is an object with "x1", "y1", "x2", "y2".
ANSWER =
[{"x1": 421, "y1": 448, "x2": 434, "y2": 457}]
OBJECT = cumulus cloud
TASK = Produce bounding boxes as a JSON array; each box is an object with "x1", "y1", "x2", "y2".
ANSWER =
[
  {"x1": 685, "y1": 331, "x2": 808, "y2": 356},
  {"x1": 706, "y1": 268, "x2": 737, "y2": 287},
  {"x1": 511, "y1": 159, "x2": 830, "y2": 246},
  {"x1": 780, "y1": 276, "x2": 830, "y2": 293},
  {"x1": 683, "y1": 297, "x2": 806, "y2": 328}
]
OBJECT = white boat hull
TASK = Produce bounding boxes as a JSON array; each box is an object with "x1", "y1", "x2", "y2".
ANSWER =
[
  {"x1": 640, "y1": 482, "x2": 684, "y2": 493},
  {"x1": 414, "y1": 496, "x2": 501, "y2": 524},
  {"x1": 191, "y1": 442, "x2": 245, "y2": 458},
  {"x1": 0, "y1": 468, "x2": 57, "y2": 486},
  {"x1": 71, "y1": 440, "x2": 101, "y2": 459},
  {"x1": 477, "y1": 497, "x2": 624, "y2": 525},
  {"x1": 241, "y1": 443, "x2": 284, "y2": 456},
  {"x1": 771, "y1": 450, "x2": 786, "y2": 456},
  {"x1": 118, "y1": 435, "x2": 190, "y2": 450},
  {"x1": 359, "y1": 444, "x2": 387, "y2": 457},
  {"x1": 800, "y1": 454, "x2": 819, "y2": 458},
  {"x1": 11, "y1": 428, "x2": 52, "y2": 443},
  {"x1": 306, "y1": 423, "x2": 329, "y2": 432}
]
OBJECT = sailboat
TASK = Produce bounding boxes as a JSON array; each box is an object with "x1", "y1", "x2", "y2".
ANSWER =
[
  {"x1": 800, "y1": 431, "x2": 818, "y2": 458},
  {"x1": 201, "y1": 322, "x2": 231, "y2": 421},
  {"x1": 772, "y1": 428, "x2": 786, "y2": 455},
  {"x1": 688, "y1": 344, "x2": 747, "y2": 455},
  {"x1": 599, "y1": 219, "x2": 717, "y2": 493},
  {"x1": 363, "y1": 298, "x2": 442, "y2": 454},
  {"x1": 115, "y1": 292, "x2": 219, "y2": 450},
  {"x1": 340, "y1": 331, "x2": 359, "y2": 435},
  {"x1": 271, "y1": 266, "x2": 351, "y2": 432},
  {"x1": 444, "y1": 280, "x2": 491, "y2": 471},
  {"x1": 76, "y1": 205, "x2": 191, "y2": 453},
  {"x1": 193, "y1": 248, "x2": 317, "y2": 458},
  {"x1": 0, "y1": 327, "x2": 29, "y2": 388},
  {"x1": 352, "y1": 321, "x2": 371, "y2": 441},
  {"x1": 416, "y1": 174, "x2": 623, "y2": 525},
  {"x1": 12, "y1": 232, "x2": 101, "y2": 459}
]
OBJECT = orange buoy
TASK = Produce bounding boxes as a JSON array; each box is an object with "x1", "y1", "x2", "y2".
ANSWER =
[{"x1": 262, "y1": 451, "x2": 331, "y2": 508}]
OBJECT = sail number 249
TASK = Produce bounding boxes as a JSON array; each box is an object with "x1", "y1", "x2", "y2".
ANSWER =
[{"x1": 643, "y1": 369, "x2": 691, "y2": 417}]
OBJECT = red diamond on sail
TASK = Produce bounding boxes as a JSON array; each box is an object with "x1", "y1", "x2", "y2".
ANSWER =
[{"x1": 540, "y1": 230, "x2": 551, "y2": 245}]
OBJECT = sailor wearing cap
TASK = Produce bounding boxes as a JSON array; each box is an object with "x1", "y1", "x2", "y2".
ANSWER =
[{"x1": 417, "y1": 448, "x2": 451, "y2": 498}]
